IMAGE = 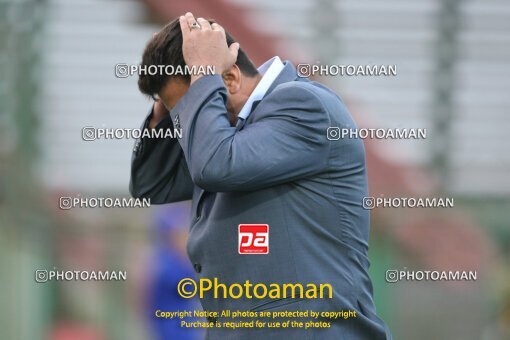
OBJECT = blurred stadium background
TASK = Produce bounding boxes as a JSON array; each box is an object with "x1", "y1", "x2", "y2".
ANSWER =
[{"x1": 1, "y1": 0, "x2": 509, "y2": 339}]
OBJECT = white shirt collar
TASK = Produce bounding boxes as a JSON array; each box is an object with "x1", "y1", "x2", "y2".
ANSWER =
[{"x1": 237, "y1": 56, "x2": 285, "y2": 121}]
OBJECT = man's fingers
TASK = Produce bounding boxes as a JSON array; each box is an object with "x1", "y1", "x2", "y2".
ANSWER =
[
  {"x1": 179, "y1": 16, "x2": 190, "y2": 37},
  {"x1": 180, "y1": 14, "x2": 239, "y2": 75},
  {"x1": 211, "y1": 22, "x2": 225, "y2": 33},
  {"x1": 184, "y1": 12, "x2": 199, "y2": 30},
  {"x1": 196, "y1": 18, "x2": 211, "y2": 31}
]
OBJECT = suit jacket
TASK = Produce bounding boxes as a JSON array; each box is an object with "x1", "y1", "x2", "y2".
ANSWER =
[{"x1": 130, "y1": 62, "x2": 392, "y2": 340}]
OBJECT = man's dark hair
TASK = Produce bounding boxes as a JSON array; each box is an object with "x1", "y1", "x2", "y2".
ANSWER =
[{"x1": 138, "y1": 18, "x2": 258, "y2": 98}]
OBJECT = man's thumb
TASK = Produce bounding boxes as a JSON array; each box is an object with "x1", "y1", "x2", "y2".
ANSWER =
[{"x1": 229, "y1": 42, "x2": 240, "y2": 58}]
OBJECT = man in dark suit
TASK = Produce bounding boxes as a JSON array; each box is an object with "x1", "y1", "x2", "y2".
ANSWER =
[{"x1": 130, "y1": 12, "x2": 392, "y2": 340}]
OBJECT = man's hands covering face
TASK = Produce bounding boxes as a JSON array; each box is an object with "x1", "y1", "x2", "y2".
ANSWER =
[{"x1": 179, "y1": 12, "x2": 240, "y2": 84}]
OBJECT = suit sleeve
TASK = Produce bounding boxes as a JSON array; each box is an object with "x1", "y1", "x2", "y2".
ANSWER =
[
  {"x1": 129, "y1": 106, "x2": 194, "y2": 203},
  {"x1": 169, "y1": 75, "x2": 331, "y2": 192}
]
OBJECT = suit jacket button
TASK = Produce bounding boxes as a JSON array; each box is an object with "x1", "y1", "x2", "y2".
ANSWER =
[{"x1": 194, "y1": 263, "x2": 202, "y2": 273}]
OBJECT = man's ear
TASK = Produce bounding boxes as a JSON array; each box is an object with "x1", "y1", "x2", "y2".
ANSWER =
[{"x1": 222, "y1": 64, "x2": 242, "y2": 95}]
